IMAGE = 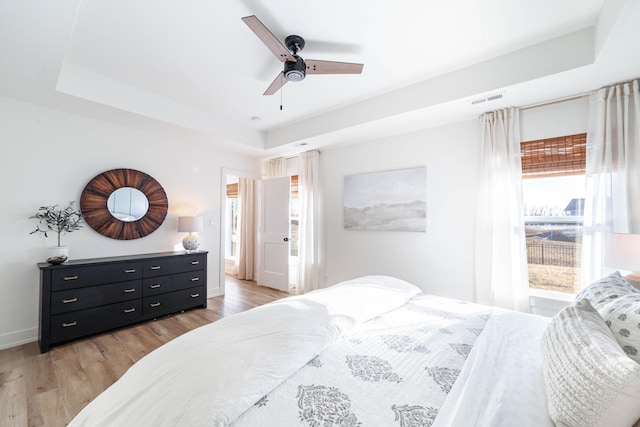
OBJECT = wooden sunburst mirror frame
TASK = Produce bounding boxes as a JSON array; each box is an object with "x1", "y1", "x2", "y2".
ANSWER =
[{"x1": 80, "y1": 168, "x2": 168, "y2": 240}]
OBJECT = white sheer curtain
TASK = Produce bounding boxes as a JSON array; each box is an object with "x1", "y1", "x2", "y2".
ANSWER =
[
  {"x1": 475, "y1": 107, "x2": 530, "y2": 312},
  {"x1": 265, "y1": 157, "x2": 287, "y2": 179},
  {"x1": 582, "y1": 79, "x2": 640, "y2": 286},
  {"x1": 234, "y1": 177, "x2": 256, "y2": 280},
  {"x1": 297, "y1": 150, "x2": 323, "y2": 294}
]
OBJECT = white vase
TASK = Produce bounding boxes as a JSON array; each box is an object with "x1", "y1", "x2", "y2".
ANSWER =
[
  {"x1": 182, "y1": 232, "x2": 200, "y2": 253},
  {"x1": 47, "y1": 246, "x2": 69, "y2": 264}
]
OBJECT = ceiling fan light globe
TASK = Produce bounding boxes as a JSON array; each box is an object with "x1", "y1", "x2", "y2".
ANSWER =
[{"x1": 285, "y1": 69, "x2": 305, "y2": 82}]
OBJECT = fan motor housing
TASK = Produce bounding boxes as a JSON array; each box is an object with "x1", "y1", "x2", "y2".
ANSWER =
[{"x1": 284, "y1": 56, "x2": 306, "y2": 82}]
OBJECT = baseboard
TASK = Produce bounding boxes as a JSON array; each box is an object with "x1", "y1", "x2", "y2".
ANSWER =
[
  {"x1": 0, "y1": 327, "x2": 38, "y2": 350},
  {"x1": 208, "y1": 285, "x2": 223, "y2": 297}
]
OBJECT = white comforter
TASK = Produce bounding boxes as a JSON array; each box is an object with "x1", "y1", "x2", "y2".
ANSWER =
[
  {"x1": 70, "y1": 276, "x2": 553, "y2": 427},
  {"x1": 232, "y1": 292, "x2": 493, "y2": 426},
  {"x1": 432, "y1": 311, "x2": 554, "y2": 427},
  {"x1": 69, "y1": 276, "x2": 422, "y2": 427}
]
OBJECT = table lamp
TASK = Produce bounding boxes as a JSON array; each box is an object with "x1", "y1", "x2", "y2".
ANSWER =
[
  {"x1": 605, "y1": 233, "x2": 640, "y2": 280},
  {"x1": 178, "y1": 216, "x2": 203, "y2": 252}
]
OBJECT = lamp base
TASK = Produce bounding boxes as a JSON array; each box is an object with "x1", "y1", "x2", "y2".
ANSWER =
[{"x1": 182, "y1": 232, "x2": 200, "y2": 253}]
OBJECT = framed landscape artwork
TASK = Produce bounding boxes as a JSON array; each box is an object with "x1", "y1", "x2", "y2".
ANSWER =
[{"x1": 343, "y1": 166, "x2": 427, "y2": 232}]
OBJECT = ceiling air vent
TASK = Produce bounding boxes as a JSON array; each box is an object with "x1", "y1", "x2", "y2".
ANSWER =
[{"x1": 469, "y1": 91, "x2": 505, "y2": 105}]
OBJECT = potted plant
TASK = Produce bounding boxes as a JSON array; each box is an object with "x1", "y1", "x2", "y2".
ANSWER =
[{"x1": 30, "y1": 201, "x2": 83, "y2": 264}]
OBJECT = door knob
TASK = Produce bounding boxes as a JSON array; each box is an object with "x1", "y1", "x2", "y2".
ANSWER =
[{"x1": 283, "y1": 237, "x2": 289, "y2": 242}]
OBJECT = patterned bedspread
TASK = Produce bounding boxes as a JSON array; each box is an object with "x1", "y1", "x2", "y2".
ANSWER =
[{"x1": 232, "y1": 295, "x2": 494, "y2": 427}]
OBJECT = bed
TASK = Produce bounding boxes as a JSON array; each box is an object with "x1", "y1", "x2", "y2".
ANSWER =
[{"x1": 69, "y1": 274, "x2": 640, "y2": 427}]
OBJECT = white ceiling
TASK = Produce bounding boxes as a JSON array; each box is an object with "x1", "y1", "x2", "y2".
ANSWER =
[{"x1": 1, "y1": 0, "x2": 640, "y2": 158}]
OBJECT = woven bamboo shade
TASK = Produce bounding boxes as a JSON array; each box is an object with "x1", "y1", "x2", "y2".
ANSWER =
[
  {"x1": 226, "y1": 176, "x2": 298, "y2": 198},
  {"x1": 520, "y1": 133, "x2": 586, "y2": 179},
  {"x1": 290, "y1": 175, "x2": 298, "y2": 199},
  {"x1": 226, "y1": 182, "x2": 238, "y2": 198}
]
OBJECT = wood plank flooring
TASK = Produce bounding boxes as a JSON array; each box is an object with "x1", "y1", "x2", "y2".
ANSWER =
[{"x1": 0, "y1": 278, "x2": 289, "y2": 427}]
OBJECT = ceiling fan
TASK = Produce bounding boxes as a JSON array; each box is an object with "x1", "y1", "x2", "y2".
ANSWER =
[{"x1": 242, "y1": 15, "x2": 364, "y2": 95}]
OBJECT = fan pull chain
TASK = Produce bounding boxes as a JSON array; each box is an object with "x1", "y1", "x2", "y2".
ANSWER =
[{"x1": 280, "y1": 75, "x2": 284, "y2": 110}]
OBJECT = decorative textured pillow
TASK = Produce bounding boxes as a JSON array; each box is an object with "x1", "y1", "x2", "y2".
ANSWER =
[
  {"x1": 599, "y1": 292, "x2": 640, "y2": 363},
  {"x1": 541, "y1": 298, "x2": 640, "y2": 427},
  {"x1": 575, "y1": 271, "x2": 639, "y2": 310}
]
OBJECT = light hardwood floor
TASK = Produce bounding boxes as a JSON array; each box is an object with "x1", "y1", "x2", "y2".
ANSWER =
[{"x1": 0, "y1": 278, "x2": 289, "y2": 427}]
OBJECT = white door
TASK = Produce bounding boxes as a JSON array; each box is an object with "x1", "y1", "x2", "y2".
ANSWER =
[{"x1": 258, "y1": 177, "x2": 290, "y2": 291}]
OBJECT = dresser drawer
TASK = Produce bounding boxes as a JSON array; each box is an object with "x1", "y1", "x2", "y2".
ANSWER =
[
  {"x1": 50, "y1": 299, "x2": 142, "y2": 344},
  {"x1": 142, "y1": 253, "x2": 205, "y2": 278},
  {"x1": 143, "y1": 286, "x2": 205, "y2": 317},
  {"x1": 143, "y1": 270, "x2": 204, "y2": 296},
  {"x1": 51, "y1": 261, "x2": 143, "y2": 291},
  {"x1": 51, "y1": 280, "x2": 141, "y2": 314}
]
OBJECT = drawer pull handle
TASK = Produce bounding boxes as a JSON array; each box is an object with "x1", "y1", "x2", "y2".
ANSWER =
[
  {"x1": 190, "y1": 293, "x2": 200, "y2": 298},
  {"x1": 191, "y1": 277, "x2": 200, "y2": 282},
  {"x1": 63, "y1": 275, "x2": 79, "y2": 281},
  {"x1": 150, "y1": 266, "x2": 161, "y2": 270},
  {"x1": 124, "y1": 269, "x2": 136, "y2": 273},
  {"x1": 123, "y1": 288, "x2": 136, "y2": 293},
  {"x1": 150, "y1": 302, "x2": 161, "y2": 307},
  {"x1": 62, "y1": 297, "x2": 78, "y2": 304},
  {"x1": 123, "y1": 308, "x2": 136, "y2": 313},
  {"x1": 191, "y1": 261, "x2": 200, "y2": 265},
  {"x1": 150, "y1": 284, "x2": 161, "y2": 289},
  {"x1": 63, "y1": 321, "x2": 77, "y2": 328}
]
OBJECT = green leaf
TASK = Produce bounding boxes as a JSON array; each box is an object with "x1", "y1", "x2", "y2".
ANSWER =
[{"x1": 29, "y1": 201, "x2": 83, "y2": 244}]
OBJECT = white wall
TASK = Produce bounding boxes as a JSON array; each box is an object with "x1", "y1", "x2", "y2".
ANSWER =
[
  {"x1": 321, "y1": 96, "x2": 590, "y2": 307},
  {"x1": 322, "y1": 119, "x2": 482, "y2": 301},
  {"x1": 0, "y1": 96, "x2": 261, "y2": 349},
  {"x1": 520, "y1": 97, "x2": 589, "y2": 141}
]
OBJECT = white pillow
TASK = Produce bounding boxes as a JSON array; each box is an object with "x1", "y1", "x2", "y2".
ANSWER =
[
  {"x1": 575, "y1": 271, "x2": 639, "y2": 310},
  {"x1": 599, "y1": 292, "x2": 640, "y2": 363},
  {"x1": 337, "y1": 275, "x2": 422, "y2": 299},
  {"x1": 575, "y1": 272, "x2": 640, "y2": 363},
  {"x1": 541, "y1": 298, "x2": 640, "y2": 427}
]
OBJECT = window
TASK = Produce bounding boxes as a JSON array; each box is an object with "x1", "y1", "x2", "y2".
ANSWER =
[{"x1": 521, "y1": 133, "x2": 586, "y2": 294}]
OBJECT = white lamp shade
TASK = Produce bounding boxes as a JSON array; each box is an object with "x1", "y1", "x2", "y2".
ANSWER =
[
  {"x1": 604, "y1": 233, "x2": 640, "y2": 272},
  {"x1": 178, "y1": 216, "x2": 203, "y2": 233}
]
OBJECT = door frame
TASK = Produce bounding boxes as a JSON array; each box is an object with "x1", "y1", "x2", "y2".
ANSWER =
[{"x1": 219, "y1": 167, "x2": 262, "y2": 295}]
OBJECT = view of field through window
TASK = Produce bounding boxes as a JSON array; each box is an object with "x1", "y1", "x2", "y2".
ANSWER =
[{"x1": 523, "y1": 175, "x2": 585, "y2": 294}]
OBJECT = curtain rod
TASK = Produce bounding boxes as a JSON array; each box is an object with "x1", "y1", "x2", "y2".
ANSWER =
[
  {"x1": 520, "y1": 92, "x2": 590, "y2": 111},
  {"x1": 266, "y1": 149, "x2": 320, "y2": 162},
  {"x1": 488, "y1": 78, "x2": 640, "y2": 113}
]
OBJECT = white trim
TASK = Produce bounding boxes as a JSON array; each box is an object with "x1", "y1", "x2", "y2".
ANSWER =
[
  {"x1": 529, "y1": 288, "x2": 574, "y2": 317},
  {"x1": 0, "y1": 327, "x2": 38, "y2": 350}
]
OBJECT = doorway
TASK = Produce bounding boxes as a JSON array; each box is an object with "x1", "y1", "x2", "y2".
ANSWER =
[
  {"x1": 219, "y1": 169, "x2": 299, "y2": 295},
  {"x1": 219, "y1": 168, "x2": 261, "y2": 295}
]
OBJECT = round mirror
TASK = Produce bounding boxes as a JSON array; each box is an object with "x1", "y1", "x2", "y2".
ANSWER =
[
  {"x1": 81, "y1": 168, "x2": 168, "y2": 240},
  {"x1": 107, "y1": 187, "x2": 149, "y2": 222}
]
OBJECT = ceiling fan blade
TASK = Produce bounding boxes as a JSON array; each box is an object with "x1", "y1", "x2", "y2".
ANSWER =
[
  {"x1": 264, "y1": 72, "x2": 287, "y2": 95},
  {"x1": 305, "y1": 59, "x2": 364, "y2": 75},
  {"x1": 242, "y1": 15, "x2": 295, "y2": 62}
]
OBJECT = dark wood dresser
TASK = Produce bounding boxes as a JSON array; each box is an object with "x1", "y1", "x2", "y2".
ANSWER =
[{"x1": 38, "y1": 251, "x2": 207, "y2": 353}]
